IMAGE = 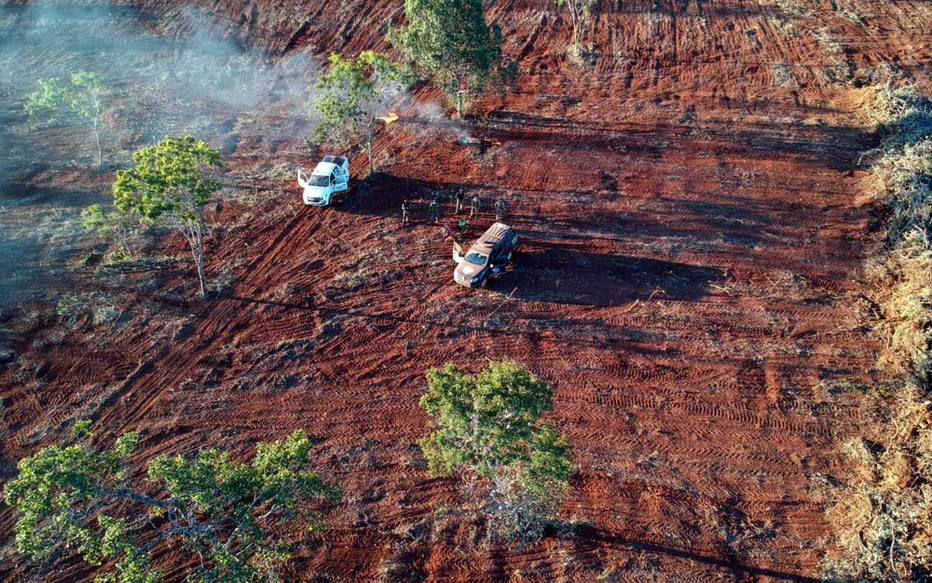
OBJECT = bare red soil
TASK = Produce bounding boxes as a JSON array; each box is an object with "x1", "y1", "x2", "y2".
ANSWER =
[{"x1": 2, "y1": 1, "x2": 931, "y2": 582}]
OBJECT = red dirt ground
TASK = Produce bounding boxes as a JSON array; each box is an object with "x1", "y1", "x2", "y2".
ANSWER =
[{"x1": 2, "y1": 1, "x2": 931, "y2": 582}]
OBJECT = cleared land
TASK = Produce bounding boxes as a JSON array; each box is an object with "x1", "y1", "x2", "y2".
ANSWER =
[{"x1": 1, "y1": 1, "x2": 931, "y2": 581}]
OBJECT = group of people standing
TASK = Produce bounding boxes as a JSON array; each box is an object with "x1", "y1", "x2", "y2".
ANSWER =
[{"x1": 402, "y1": 188, "x2": 506, "y2": 225}]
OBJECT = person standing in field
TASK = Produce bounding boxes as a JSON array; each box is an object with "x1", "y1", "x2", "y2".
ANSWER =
[
  {"x1": 470, "y1": 194, "x2": 481, "y2": 218},
  {"x1": 455, "y1": 188, "x2": 465, "y2": 213},
  {"x1": 429, "y1": 197, "x2": 440, "y2": 223},
  {"x1": 401, "y1": 198, "x2": 410, "y2": 224},
  {"x1": 495, "y1": 199, "x2": 506, "y2": 221}
]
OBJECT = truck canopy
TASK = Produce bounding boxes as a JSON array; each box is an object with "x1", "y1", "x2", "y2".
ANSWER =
[
  {"x1": 322, "y1": 155, "x2": 347, "y2": 166},
  {"x1": 470, "y1": 223, "x2": 515, "y2": 253},
  {"x1": 311, "y1": 156, "x2": 348, "y2": 177}
]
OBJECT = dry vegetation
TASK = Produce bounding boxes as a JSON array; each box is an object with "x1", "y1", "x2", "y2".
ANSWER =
[
  {"x1": 821, "y1": 84, "x2": 932, "y2": 582},
  {"x1": 821, "y1": 384, "x2": 931, "y2": 582},
  {"x1": 862, "y1": 83, "x2": 932, "y2": 378}
]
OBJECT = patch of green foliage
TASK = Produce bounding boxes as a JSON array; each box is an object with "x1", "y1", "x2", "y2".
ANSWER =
[
  {"x1": 4, "y1": 424, "x2": 339, "y2": 583},
  {"x1": 81, "y1": 204, "x2": 138, "y2": 262},
  {"x1": 388, "y1": 0, "x2": 513, "y2": 116},
  {"x1": 311, "y1": 51, "x2": 408, "y2": 176},
  {"x1": 55, "y1": 292, "x2": 85, "y2": 320},
  {"x1": 419, "y1": 359, "x2": 572, "y2": 540},
  {"x1": 25, "y1": 71, "x2": 106, "y2": 167}
]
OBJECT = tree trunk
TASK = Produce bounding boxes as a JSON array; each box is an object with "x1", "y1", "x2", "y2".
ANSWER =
[
  {"x1": 93, "y1": 115, "x2": 101, "y2": 169},
  {"x1": 454, "y1": 72, "x2": 463, "y2": 117},
  {"x1": 181, "y1": 211, "x2": 208, "y2": 298},
  {"x1": 194, "y1": 216, "x2": 207, "y2": 297},
  {"x1": 568, "y1": 1, "x2": 580, "y2": 52},
  {"x1": 367, "y1": 120, "x2": 374, "y2": 176}
]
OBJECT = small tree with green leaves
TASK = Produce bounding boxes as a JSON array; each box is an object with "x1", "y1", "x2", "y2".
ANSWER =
[
  {"x1": 112, "y1": 136, "x2": 222, "y2": 297},
  {"x1": 26, "y1": 71, "x2": 106, "y2": 168},
  {"x1": 554, "y1": 0, "x2": 597, "y2": 57},
  {"x1": 389, "y1": 0, "x2": 505, "y2": 116},
  {"x1": 4, "y1": 421, "x2": 339, "y2": 583},
  {"x1": 81, "y1": 203, "x2": 139, "y2": 263},
  {"x1": 312, "y1": 51, "x2": 407, "y2": 176},
  {"x1": 419, "y1": 359, "x2": 573, "y2": 539}
]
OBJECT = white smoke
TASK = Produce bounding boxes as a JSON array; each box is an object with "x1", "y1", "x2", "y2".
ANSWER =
[
  {"x1": 0, "y1": 0, "x2": 317, "y2": 170},
  {"x1": 0, "y1": 0, "x2": 320, "y2": 307}
]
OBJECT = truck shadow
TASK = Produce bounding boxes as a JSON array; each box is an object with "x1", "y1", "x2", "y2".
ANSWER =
[{"x1": 490, "y1": 242, "x2": 722, "y2": 307}]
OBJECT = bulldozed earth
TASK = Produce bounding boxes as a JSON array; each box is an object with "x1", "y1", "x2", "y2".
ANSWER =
[{"x1": 1, "y1": 0, "x2": 930, "y2": 581}]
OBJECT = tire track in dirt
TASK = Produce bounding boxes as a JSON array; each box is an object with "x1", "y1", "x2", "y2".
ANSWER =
[{"x1": 95, "y1": 206, "x2": 329, "y2": 430}]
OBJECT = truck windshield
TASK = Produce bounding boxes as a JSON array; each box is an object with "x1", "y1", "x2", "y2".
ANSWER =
[
  {"x1": 308, "y1": 174, "x2": 329, "y2": 187},
  {"x1": 464, "y1": 251, "x2": 488, "y2": 265}
]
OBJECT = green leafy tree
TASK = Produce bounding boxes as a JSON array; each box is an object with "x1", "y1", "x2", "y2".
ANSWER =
[
  {"x1": 419, "y1": 359, "x2": 573, "y2": 539},
  {"x1": 112, "y1": 136, "x2": 222, "y2": 297},
  {"x1": 312, "y1": 51, "x2": 407, "y2": 176},
  {"x1": 389, "y1": 0, "x2": 505, "y2": 116},
  {"x1": 26, "y1": 71, "x2": 106, "y2": 168},
  {"x1": 554, "y1": 0, "x2": 597, "y2": 56},
  {"x1": 4, "y1": 423, "x2": 339, "y2": 583}
]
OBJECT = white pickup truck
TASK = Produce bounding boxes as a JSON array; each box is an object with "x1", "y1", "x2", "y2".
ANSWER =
[{"x1": 298, "y1": 155, "x2": 349, "y2": 206}]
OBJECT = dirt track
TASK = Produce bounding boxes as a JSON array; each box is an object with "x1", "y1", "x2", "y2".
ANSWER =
[{"x1": 2, "y1": 1, "x2": 931, "y2": 581}]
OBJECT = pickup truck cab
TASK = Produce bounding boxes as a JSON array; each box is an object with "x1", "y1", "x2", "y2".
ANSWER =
[
  {"x1": 454, "y1": 223, "x2": 518, "y2": 288},
  {"x1": 298, "y1": 155, "x2": 349, "y2": 206}
]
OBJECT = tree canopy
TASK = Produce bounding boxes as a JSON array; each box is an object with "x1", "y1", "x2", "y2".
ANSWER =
[
  {"x1": 311, "y1": 51, "x2": 407, "y2": 176},
  {"x1": 419, "y1": 359, "x2": 573, "y2": 538},
  {"x1": 389, "y1": 0, "x2": 506, "y2": 116},
  {"x1": 112, "y1": 136, "x2": 222, "y2": 296},
  {"x1": 4, "y1": 423, "x2": 338, "y2": 583}
]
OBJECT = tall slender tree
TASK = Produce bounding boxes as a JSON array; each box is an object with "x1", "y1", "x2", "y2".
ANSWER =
[
  {"x1": 112, "y1": 136, "x2": 222, "y2": 297},
  {"x1": 554, "y1": 0, "x2": 597, "y2": 56},
  {"x1": 26, "y1": 71, "x2": 106, "y2": 167}
]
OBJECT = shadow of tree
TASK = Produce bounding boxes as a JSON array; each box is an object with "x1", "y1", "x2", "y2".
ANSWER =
[{"x1": 557, "y1": 522, "x2": 825, "y2": 583}]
